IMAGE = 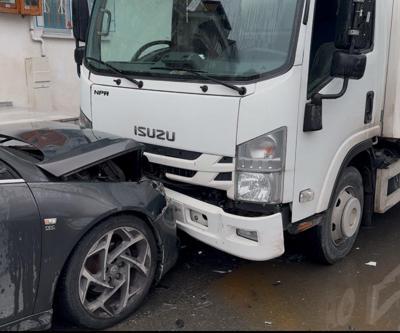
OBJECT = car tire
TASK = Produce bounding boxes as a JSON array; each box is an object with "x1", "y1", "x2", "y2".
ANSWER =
[
  {"x1": 311, "y1": 167, "x2": 364, "y2": 264},
  {"x1": 58, "y1": 215, "x2": 158, "y2": 330}
]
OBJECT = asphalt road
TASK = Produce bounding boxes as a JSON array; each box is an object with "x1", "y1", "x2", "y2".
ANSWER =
[
  {"x1": 108, "y1": 203, "x2": 400, "y2": 331},
  {"x1": 54, "y1": 204, "x2": 400, "y2": 331}
]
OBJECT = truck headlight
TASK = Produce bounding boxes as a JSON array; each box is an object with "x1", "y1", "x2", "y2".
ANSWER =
[{"x1": 235, "y1": 127, "x2": 286, "y2": 204}]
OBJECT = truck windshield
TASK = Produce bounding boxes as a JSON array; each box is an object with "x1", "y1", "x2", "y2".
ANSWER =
[{"x1": 86, "y1": 0, "x2": 303, "y2": 82}]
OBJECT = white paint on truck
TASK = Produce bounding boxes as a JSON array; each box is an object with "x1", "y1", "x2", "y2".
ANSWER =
[{"x1": 76, "y1": 0, "x2": 400, "y2": 261}]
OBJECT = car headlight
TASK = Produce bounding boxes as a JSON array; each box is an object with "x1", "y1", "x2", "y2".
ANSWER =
[
  {"x1": 236, "y1": 127, "x2": 286, "y2": 204},
  {"x1": 79, "y1": 109, "x2": 93, "y2": 129}
]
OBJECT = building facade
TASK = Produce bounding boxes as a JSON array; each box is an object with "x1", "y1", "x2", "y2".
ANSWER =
[{"x1": 0, "y1": 0, "x2": 82, "y2": 123}]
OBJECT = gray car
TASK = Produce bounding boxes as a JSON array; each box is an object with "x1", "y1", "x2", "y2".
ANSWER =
[{"x1": 0, "y1": 122, "x2": 178, "y2": 330}]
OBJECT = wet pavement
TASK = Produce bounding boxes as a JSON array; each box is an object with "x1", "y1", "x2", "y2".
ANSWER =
[{"x1": 59, "y1": 204, "x2": 400, "y2": 331}]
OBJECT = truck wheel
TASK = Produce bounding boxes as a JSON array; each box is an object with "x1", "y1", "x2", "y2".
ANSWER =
[
  {"x1": 312, "y1": 167, "x2": 364, "y2": 264},
  {"x1": 58, "y1": 215, "x2": 157, "y2": 329}
]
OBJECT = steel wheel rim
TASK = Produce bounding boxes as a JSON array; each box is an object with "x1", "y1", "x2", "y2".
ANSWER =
[
  {"x1": 330, "y1": 186, "x2": 362, "y2": 246},
  {"x1": 79, "y1": 227, "x2": 151, "y2": 318}
]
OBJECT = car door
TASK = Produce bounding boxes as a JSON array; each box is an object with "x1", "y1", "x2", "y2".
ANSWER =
[
  {"x1": 292, "y1": 0, "x2": 392, "y2": 222},
  {"x1": 0, "y1": 160, "x2": 41, "y2": 327}
]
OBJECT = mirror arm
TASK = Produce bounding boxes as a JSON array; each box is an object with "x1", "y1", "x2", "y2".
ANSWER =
[
  {"x1": 311, "y1": 78, "x2": 350, "y2": 105},
  {"x1": 75, "y1": 40, "x2": 81, "y2": 78}
]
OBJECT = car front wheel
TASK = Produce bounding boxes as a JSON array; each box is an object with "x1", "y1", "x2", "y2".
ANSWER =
[{"x1": 58, "y1": 215, "x2": 157, "y2": 329}]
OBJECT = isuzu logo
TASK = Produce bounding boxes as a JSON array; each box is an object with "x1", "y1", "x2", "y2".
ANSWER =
[
  {"x1": 134, "y1": 126, "x2": 176, "y2": 142},
  {"x1": 93, "y1": 90, "x2": 110, "y2": 96}
]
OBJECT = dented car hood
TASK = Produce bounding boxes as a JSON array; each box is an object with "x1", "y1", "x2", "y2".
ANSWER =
[{"x1": 0, "y1": 122, "x2": 143, "y2": 177}]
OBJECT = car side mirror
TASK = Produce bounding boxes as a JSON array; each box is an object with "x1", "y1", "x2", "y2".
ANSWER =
[
  {"x1": 72, "y1": 0, "x2": 90, "y2": 43},
  {"x1": 331, "y1": 51, "x2": 367, "y2": 80}
]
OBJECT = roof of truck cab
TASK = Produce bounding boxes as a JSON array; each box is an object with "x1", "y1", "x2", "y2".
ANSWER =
[{"x1": 0, "y1": 121, "x2": 143, "y2": 177}]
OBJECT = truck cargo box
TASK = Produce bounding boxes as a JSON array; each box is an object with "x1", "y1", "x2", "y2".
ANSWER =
[{"x1": 383, "y1": 0, "x2": 400, "y2": 138}]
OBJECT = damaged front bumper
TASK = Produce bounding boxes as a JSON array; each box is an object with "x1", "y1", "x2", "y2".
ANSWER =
[{"x1": 165, "y1": 188, "x2": 285, "y2": 261}]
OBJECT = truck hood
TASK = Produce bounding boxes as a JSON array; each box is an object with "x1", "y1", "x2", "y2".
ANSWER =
[{"x1": 91, "y1": 85, "x2": 241, "y2": 156}]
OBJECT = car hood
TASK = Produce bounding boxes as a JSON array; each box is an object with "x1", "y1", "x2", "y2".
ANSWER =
[{"x1": 0, "y1": 121, "x2": 143, "y2": 177}]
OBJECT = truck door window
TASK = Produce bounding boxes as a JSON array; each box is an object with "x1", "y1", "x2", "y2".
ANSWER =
[
  {"x1": 307, "y1": 0, "x2": 339, "y2": 95},
  {"x1": 308, "y1": 0, "x2": 375, "y2": 95}
]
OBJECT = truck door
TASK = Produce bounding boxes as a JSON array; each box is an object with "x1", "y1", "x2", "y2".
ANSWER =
[
  {"x1": 0, "y1": 161, "x2": 41, "y2": 327},
  {"x1": 292, "y1": 0, "x2": 392, "y2": 222}
]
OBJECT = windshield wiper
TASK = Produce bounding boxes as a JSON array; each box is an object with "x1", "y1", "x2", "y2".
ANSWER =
[
  {"x1": 86, "y1": 57, "x2": 144, "y2": 88},
  {"x1": 151, "y1": 66, "x2": 247, "y2": 96}
]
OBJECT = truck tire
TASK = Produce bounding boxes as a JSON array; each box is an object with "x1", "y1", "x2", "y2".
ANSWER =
[
  {"x1": 58, "y1": 215, "x2": 158, "y2": 329},
  {"x1": 312, "y1": 167, "x2": 364, "y2": 264}
]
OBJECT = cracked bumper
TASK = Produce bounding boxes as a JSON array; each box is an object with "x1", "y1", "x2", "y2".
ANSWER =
[{"x1": 165, "y1": 188, "x2": 285, "y2": 261}]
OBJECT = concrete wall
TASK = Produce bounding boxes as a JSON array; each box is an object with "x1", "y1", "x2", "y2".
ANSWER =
[{"x1": 0, "y1": 13, "x2": 79, "y2": 116}]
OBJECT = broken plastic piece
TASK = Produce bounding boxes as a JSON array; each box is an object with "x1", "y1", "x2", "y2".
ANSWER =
[{"x1": 365, "y1": 261, "x2": 377, "y2": 267}]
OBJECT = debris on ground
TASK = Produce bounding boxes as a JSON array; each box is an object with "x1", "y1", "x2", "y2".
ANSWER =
[
  {"x1": 194, "y1": 300, "x2": 213, "y2": 310},
  {"x1": 365, "y1": 261, "x2": 377, "y2": 267},
  {"x1": 175, "y1": 319, "x2": 185, "y2": 329},
  {"x1": 265, "y1": 321, "x2": 272, "y2": 326},
  {"x1": 212, "y1": 270, "x2": 232, "y2": 274},
  {"x1": 272, "y1": 281, "x2": 281, "y2": 286}
]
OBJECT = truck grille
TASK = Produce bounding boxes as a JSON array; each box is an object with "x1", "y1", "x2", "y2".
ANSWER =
[
  {"x1": 215, "y1": 172, "x2": 233, "y2": 181},
  {"x1": 144, "y1": 144, "x2": 202, "y2": 160},
  {"x1": 145, "y1": 162, "x2": 197, "y2": 179},
  {"x1": 143, "y1": 146, "x2": 234, "y2": 191}
]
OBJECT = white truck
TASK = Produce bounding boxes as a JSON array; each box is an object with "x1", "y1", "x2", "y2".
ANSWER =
[{"x1": 72, "y1": 0, "x2": 400, "y2": 264}]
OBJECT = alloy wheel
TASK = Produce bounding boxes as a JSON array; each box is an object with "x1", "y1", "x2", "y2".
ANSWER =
[{"x1": 78, "y1": 227, "x2": 152, "y2": 318}]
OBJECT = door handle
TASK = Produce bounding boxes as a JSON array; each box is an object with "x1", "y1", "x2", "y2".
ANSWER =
[
  {"x1": 364, "y1": 91, "x2": 374, "y2": 124},
  {"x1": 98, "y1": 9, "x2": 112, "y2": 37}
]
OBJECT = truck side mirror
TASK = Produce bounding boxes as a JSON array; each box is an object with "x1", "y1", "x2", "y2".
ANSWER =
[
  {"x1": 72, "y1": 0, "x2": 90, "y2": 43},
  {"x1": 335, "y1": 0, "x2": 375, "y2": 51},
  {"x1": 330, "y1": 51, "x2": 367, "y2": 80},
  {"x1": 304, "y1": 52, "x2": 367, "y2": 132},
  {"x1": 74, "y1": 46, "x2": 85, "y2": 67}
]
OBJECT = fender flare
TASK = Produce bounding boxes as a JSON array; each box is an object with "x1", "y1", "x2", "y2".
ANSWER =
[
  {"x1": 316, "y1": 126, "x2": 379, "y2": 213},
  {"x1": 318, "y1": 138, "x2": 374, "y2": 212}
]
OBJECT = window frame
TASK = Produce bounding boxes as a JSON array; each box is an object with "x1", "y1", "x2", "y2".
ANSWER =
[
  {"x1": 0, "y1": 0, "x2": 42, "y2": 15},
  {"x1": 34, "y1": 0, "x2": 74, "y2": 39},
  {"x1": 0, "y1": 160, "x2": 21, "y2": 182},
  {"x1": 85, "y1": 0, "x2": 306, "y2": 84},
  {"x1": 307, "y1": 0, "x2": 376, "y2": 99},
  {"x1": 20, "y1": 0, "x2": 42, "y2": 16},
  {"x1": 0, "y1": 0, "x2": 19, "y2": 14}
]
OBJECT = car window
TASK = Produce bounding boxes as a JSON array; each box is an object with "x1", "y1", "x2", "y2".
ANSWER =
[
  {"x1": 0, "y1": 160, "x2": 17, "y2": 180},
  {"x1": 0, "y1": 138, "x2": 44, "y2": 162}
]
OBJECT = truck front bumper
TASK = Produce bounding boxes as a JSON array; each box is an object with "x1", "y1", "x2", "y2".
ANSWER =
[{"x1": 165, "y1": 188, "x2": 285, "y2": 261}]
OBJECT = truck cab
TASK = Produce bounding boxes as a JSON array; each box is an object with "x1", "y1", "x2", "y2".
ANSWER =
[{"x1": 74, "y1": 0, "x2": 400, "y2": 263}]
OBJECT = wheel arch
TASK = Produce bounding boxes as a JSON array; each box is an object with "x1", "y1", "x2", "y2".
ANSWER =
[
  {"x1": 325, "y1": 140, "x2": 376, "y2": 225},
  {"x1": 316, "y1": 131, "x2": 377, "y2": 214},
  {"x1": 51, "y1": 209, "x2": 164, "y2": 317}
]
